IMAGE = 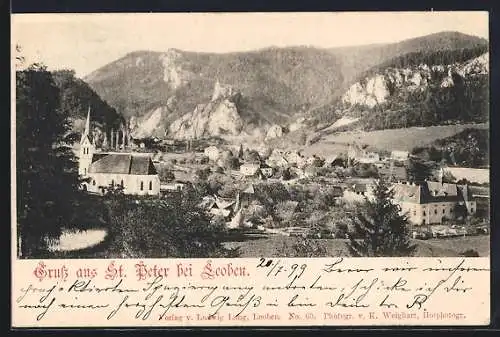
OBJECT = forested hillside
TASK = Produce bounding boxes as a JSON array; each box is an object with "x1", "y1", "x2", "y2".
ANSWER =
[
  {"x1": 411, "y1": 128, "x2": 489, "y2": 168},
  {"x1": 51, "y1": 70, "x2": 124, "y2": 132}
]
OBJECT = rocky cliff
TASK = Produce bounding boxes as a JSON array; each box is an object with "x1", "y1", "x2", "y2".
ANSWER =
[
  {"x1": 167, "y1": 81, "x2": 244, "y2": 139},
  {"x1": 342, "y1": 53, "x2": 488, "y2": 109}
]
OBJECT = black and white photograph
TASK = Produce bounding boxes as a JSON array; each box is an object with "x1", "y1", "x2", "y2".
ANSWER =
[{"x1": 13, "y1": 12, "x2": 490, "y2": 260}]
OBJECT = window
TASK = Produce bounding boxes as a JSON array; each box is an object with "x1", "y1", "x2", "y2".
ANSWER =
[
  {"x1": 413, "y1": 210, "x2": 416, "y2": 216},
  {"x1": 442, "y1": 209, "x2": 445, "y2": 214},
  {"x1": 84, "y1": 168, "x2": 86, "y2": 175},
  {"x1": 121, "y1": 180, "x2": 124, "y2": 187},
  {"x1": 140, "y1": 181, "x2": 144, "y2": 191},
  {"x1": 471, "y1": 208, "x2": 474, "y2": 213},
  {"x1": 434, "y1": 209, "x2": 437, "y2": 215},
  {"x1": 111, "y1": 180, "x2": 114, "y2": 187},
  {"x1": 149, "y1": 181, "x2": 153, "y2": 190},
  {"x1": 423, "y1": 211, "x2": 426, "y2": 216}
]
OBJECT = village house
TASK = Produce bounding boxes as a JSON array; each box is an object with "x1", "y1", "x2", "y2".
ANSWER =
[
  {"x1": 199, "y1": 195, "x2": 237, "y2": 218},
  {"x1": 306, "y1": 155, "x2": 323, "y2": 167},
  {"x1": 357, "y1": 152, "x2": 380, "y2": 164},
  {"x1": 239, "y1": 163, "x2": 266, "y2": 179},
  {"x1": 285, "y1": 150, "x2": 306, "y2": 168},
  {"x1": 266, "y1": 149, "x2": 289, "y2": 168},
  {"x1": 259, "y1": 163, "x2": 274, "y2": 178},
  {"x1": 391, "y1": 150, "x2": 410, "y2": 161},
  {"x1": 391, "y1": 181, "x2": 476, "y2": 225},
  {"x1": 348, "y1": 143, "x2": 380, "y2": 164},
  {"x1": 160, "y1": 182, "x2": 186, "y2": 193},
  {"x1": 342, "y1": 183, "x2": 373, "y2": 203},
  {"x1": 78, "y1": 110, "x2": 160, "y2": 196},
  {"x1": 324, "y1": 154, "x2": 345, "y2": 168},
  {"x1": 204, "y1": 146, "x2": 221, "y2": 162}
]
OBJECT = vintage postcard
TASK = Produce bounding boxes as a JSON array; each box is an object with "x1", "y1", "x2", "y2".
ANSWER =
[{"x1": 11, "y1": 11, "x2": 491, "y2": 327}]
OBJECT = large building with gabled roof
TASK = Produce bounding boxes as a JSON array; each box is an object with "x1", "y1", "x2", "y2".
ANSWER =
[
  {"x1": 78, "y1": 109, "x2": 160, "y2": 196},
  {"x1": 391, "y1": 181, "x2": 476, "y2": 225}
]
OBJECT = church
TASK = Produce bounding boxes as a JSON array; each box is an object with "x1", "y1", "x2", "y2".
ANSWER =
[{"x1": 78, "y1": 109, "x2": 160, "y2": 196}]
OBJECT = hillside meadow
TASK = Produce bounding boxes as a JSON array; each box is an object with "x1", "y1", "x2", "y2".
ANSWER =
[
  {"x1": 301, "y1": 123, "x2": 488, "y2": 157},
  {"x1": 223, "y1": 235, "x2": 490, "y2": 258}
]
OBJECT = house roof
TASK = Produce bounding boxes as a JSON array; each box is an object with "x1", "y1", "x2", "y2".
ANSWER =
[
  {"x1": 353, "y1": 184, "x2": 367, "y2": 193},
  {"x1": 89, "y1": 153, "x2": 157, "y2": 175},
  {"x1": 242, "y1": 184, "x2": 255, "y2": 194},
  {"x1": 392, "y1": 181, "x2": 468, "y2": 204},
  {"x1": 214, "y1": 196, "x2": 235, "y2": 210},
  {"x1": 392, "y1": 183, "x2": 422, "y2": 203},
  {"x1": 331, "y1": 186, "x2": 344, "y2": 197},
  {"x1": 391, "y1": 150, "x2": 409, "y2": 157},
  {"x1": 324, "y1": 155, "x2": 339, "y2": 164}
]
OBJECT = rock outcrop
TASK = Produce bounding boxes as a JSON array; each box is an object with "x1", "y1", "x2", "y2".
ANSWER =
[
  {"x1": 341, "y1": 53, "x2": 489, "y2": 109},
  {"x1": 158, "y1": 49, "x2": 195, "y2": 90},
  {"x1": 168, "y1": 81, "x2": 244, "y2": 139},
  {"x1": 265, "y1": 124, "x2": 284, "y2": 141}
]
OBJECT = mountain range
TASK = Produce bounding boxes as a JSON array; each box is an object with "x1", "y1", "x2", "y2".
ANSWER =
[{"x1": 83, "y1": 31, "x2": 488, "y2": 142}]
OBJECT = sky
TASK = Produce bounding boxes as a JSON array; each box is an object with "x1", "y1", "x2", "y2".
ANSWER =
[{"x1": 12, "y1": 11, "x2": 489, "y2": 78}]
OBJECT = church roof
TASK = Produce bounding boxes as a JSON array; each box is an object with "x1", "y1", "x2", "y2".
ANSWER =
[
  {"x1": 81, "y1": 133, "x2": 94, "y2": 145},
  {"x1": 89, "y1": 153, "x2": 157, "y2": 175}
]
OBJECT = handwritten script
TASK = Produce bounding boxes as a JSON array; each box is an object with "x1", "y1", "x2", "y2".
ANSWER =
[{"x1": 12, "y1": 257, "x2": 490, "y2": 327}]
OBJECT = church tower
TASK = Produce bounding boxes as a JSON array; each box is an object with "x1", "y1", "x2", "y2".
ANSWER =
[{"x1": 78, "y1": 107, "x2": 95, "y2": 176}]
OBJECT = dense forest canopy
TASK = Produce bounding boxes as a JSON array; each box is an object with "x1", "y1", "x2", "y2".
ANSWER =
[
  {"x1": 360, "y1": 72, "x2": 488, "y2": 131},
  {"x1": 51, "y1": 69, "x2": 124, "y2": 132},
  {"x1": 412, "y1": 128, "x2": 489, "y2": 168},
  {"x1": 358, "y1": 46, "x2": 488, "y2": 81}
]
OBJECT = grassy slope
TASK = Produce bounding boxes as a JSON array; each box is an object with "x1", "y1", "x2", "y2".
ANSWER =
[
  {"x1": 301, "y1": 123, "x2": 489, "y2": 157},
  {"x1": 223, "y1": 235, "x2": 490, "y2": 258}
]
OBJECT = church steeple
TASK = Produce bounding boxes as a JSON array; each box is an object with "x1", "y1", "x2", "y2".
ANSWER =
[
  {"x1": 78, "y1": 106, "x2": 95, "y2": 177},
  {"x1": 81, "y1": 106, "x2": 91, "y2": 144}
]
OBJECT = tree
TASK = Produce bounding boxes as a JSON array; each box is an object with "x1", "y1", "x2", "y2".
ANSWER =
[
  {"x1": 441, "y1": 170, "x2": 456, "y2": 183},
  {"x1": 406, "y1": 158, "x2": 433, "y2": 183},
  {"x1": 347, "y1": 178, "x2": 416, "y2": 257},
  {"x1": 453, "y1": 204, "x2": 468, "y2": 221},
  {"x1": 158, "y1": 167, "x2": 175, "y2": 182},
  {"x1": 17, "y1": 64, "x2": 82, "y2": 257},
  {"x1": 106, "y1": 193, "x2": 239, "y2": 258}
]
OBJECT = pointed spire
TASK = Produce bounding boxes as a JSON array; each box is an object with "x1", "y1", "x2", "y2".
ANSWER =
[
  {"x1": 81, "y1": 106, "x2": 91, "y2": 144},
  {"x1": 84, "y1": 106, "x2": 91, "y2": 136}
]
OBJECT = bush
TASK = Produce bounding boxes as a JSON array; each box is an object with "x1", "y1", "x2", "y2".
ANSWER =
[
  {"x1": 276, "y1": 237, "x2": 328, "y2": 257},
  {"x1": 461, "y1": 249, "x2": 479, "y2": 257}
]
